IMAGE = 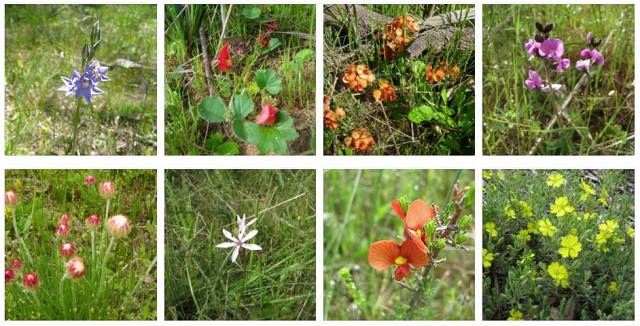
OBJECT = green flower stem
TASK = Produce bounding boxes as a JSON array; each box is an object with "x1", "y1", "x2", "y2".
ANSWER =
[
  {"x1": 69, "y1": 98, "x2": 82, "y2": 155},
  {"x1": 97, "y1": 236, "x2": 116, "y2": 299},
  {"x1": 98, "y1": 199, "x2": 111, "y2": 264},
  {"x1": 90, "y1": 230, "x2": 96, "y2": 272},
  {"x1": 71, "y1": 280, "x2": 77, "y2": 316},
  {"x1": 121, "y1": 256, "x2": 157, "y2": 310},
  {"x1": 235, "y1": 263, "x2": 248, "y2": 313},
  {"x1": 11, "y1": 208, "x2": 34, "y2": 267},
  {"x1": 59, "y1": 277, "x2": 66, "y2": 315}
]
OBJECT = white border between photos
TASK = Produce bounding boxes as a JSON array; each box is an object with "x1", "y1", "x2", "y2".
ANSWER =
[{"x1": 0, "y1": 0, "x2": 638, "y2": 325}]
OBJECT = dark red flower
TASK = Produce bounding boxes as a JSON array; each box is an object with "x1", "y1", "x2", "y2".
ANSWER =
[
  {"x1": 266, "y1": 21, "x2": 279, "y2": 32},
  {"x1": 258, "y1": 33, "x2": 269, "y2": 47}
]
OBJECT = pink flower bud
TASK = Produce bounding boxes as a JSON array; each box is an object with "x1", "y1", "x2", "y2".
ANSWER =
[
  {"x1": 106, "y1": 215, "x2": 132, "y2": 238},
  {"x1": 60, "y1": 242, "x2": 76, "y2": 258},
  {"x1": 256, "y1": 104, "x2": 279, "y2": 125},
  {"x1": 5, "y1": 269, "x2": 16, "y2": 283},
  {"x1": 55, "y1": 224, "x2": 70, "y2": 238},
  {"x1": 99, "y1": 181, "x2": 116, "y2": 199},
  {"x1": 85, "y1": 214, "x2": 101, "y2": 229},
  {"x1": 5, "y1": 190, "x2": 18, "y2": 208},
  {"x1": 10, "y1": 258, "x2": 23, "y2": 271},
  {"x1": 65, "y1": 257, "x2": 86, "y2": 279},
  {"x1": 59, "y1": 214, "x2": 70, "y2": 225},
  {"x1": 22, "y1": 272, "x2": 39, "y2": 290},
  {"x1": 85, "y1": 175, "x2": 95, "y2": 185}
]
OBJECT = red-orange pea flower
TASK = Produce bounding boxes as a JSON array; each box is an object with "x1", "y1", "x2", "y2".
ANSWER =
[
  {"x1": 217, "y1": 43, "x2": 232, "y2": 72},
  {"x1": 368, "y1": 239, "x2": 429, "y2": 281},
  {"x1": 394, "y1": 199, "x2": 438, "y2": 252}
]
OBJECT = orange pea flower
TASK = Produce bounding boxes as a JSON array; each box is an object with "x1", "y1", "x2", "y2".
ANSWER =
[
  {"x1": 217, "y1": 43, "x2": 232, "y2": 72},
  {"x1": 392, "y1": 199, "x2": 439, "y2": 252},
  {"x1": 368, "y1": 239, "x2": 429, "y2": 281}
]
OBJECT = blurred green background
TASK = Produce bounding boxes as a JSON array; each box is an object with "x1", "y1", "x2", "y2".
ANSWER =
[{"x1": 324, "y1": 169, "x2": 475, "y2": 320}]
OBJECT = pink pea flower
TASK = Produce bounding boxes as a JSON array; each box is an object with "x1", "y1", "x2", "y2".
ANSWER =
[
  {"x1": 6, "y1": 269, "x2": 16, "y2": 283},
  {"x1": 524, "y1": 39, "x2": 540, "y2": 57},
  {"x1": 60, "y1": 242, "x2": 76, "y2": 259},
  {"x1": 22, "y1": 272, "x2": 39, "y2": 291},
  {"x1": 538, "y1": 38, "x2": 564, "y2": 59},
  {"x1": 525, "y1": 70, "x2": 561, "y2": 93},
  {"x1": 86, "y1": 214, "x2": 101, "y2": 229},
  {"x1": 56, "y1": 224, "x2": 70, "y2": 238},
  {"x1": 256, "y1": 104, "x2": 279, "y2": 125},
  {"x1": 59, "y1": 214, "x2": 71, "y2": 225}
]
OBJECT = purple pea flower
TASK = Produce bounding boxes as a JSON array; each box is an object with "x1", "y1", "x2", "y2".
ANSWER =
[
  {"x1": 538, "y1": 38, "x2": 564, "y2": 59},
  {"x1": 524, "y1": 39, "x2": 541, "y2": 57},
  {"x1": 525, "y1": 70, "x2": 561, "y2": 93},
  {"x1": 57, "y1": 70, "x2": 104, "y2": 103},
  {"x1": 555, "y1": 56, "x2": 570, "y2": 72},
  {"x1": 586, "y1": 32, "x2": 593, "y2": 44},
  {"x1": 576, "y1": 48, "x2": 605, "y2": 71},
  {"x1": 576, "y1": 59, "x2": 591, "y2": 71},
  {"x1": 590, "y1": 49, "x2": 605, "y2": 66},
  {"x1": 86, "y1": 60, "x2": 110, "y2": 84}
]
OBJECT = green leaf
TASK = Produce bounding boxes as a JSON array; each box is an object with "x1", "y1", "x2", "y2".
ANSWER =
[
  {"x1": 408, "y1": 105, "x2": 436, "y2": 123},
  {"x1": 204, "y1": 133, "x2": 239, "y2": 155},
  {"x1": 410, "y1": 61, "x2": 426, "y2": 78},
  {"x1": 242, "y1": 6, "x2": 261, "y2": 19},
  {"x1": 198, "y1": 96, "x2": 228, "y2": 122},
  {"x1": 215, "y1": 141, "x2": 240, "y2": 155},
  {"x1": 267, "y1": 38, "x2": 282, "y2": 51},
  {"x1": 441, "y1": 88, "x2": 448, "y2": 104},
  {"x1": 204, "y1": 133, "x2": 223, "y2": 149},
  {"x1": 232, "y1": 111, "x2": 299, "y2": 154},
  {"x1": 254, "y1": 69, "x2": 282, "y2": 95},
  {"x1": 229, "y1": 94, "x2": 254, "y2": 119},
  {"x1": 295, "y1": 49, "x2": 313, "y2": 63}
]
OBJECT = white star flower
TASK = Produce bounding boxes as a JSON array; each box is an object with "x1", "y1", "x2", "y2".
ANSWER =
[{"x1": 216, "y1": 215, "x2": 262, "y2": 263}]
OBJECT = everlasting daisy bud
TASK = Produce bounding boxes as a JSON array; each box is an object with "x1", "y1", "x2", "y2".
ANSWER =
[
  {"x1": 22, "y1": 272, "x2": 39, "y2": 290},
  {"x1": 55, "y1": 224, "x2": 70, "y2": 238},
  {"x1": 10, "y1": 258, "x2": 23, "y2": 271},
  {"x1": 65, "y1": 257, "x2": 86, "y2": 279},
  {"x1": 5, "y1": 190, "x2": 18, "y2": 208},
  {"x1": 59, "y1": 214, "x2": 71, "y2": 225},
  {"x1": 60, "y1": 242, "x2": 76, "y2": 259},
  {"x1": 5, "y1": 269, "x2": 16, "y2": 283},
  {"x1": 99, "y1": 181, "x2": 116, "y2": 199},
  {"x1": 85, "y1": 214, "x2": 101, "y2": 229},
  {"x1": 106, "y1": 215, "x2": 132, "y2": 238},
  {"x1": 85, "y1": 175, "x2": 95, "y2": 185}
]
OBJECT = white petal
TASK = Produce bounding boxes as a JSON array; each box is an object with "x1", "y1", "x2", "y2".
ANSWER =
[
  {"x1": 242, "y1": 229, "x2": 258, "y2": 241},
  {"x1": 242, "y1": 243, "x2": 262, "y2": 251},
  {"x1": 231, "y1": 246, "x2": 240, "y2": 262},
  {"x1": 216, "y1": 242, "x2": 236, "y2": 248},
  {"x1": 222, "y1": 229, "x2": 237, "y2": 242},
  {"x1": 245, "y1": 218, "x2": 257, "y2": 228},
  {"x1": 237, "y1": 215, "x2": 243, "y2": 228}
]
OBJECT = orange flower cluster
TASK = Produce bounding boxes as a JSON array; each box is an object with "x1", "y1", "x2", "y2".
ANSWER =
[
  {"x1": 323, "y1": 96, "x2": 345, "y2": 129},
  {"x1": 324, "y1": 107, "x2": 345, "y2": 129},
  {"x1": 426, "y1": 61, "x2": 461, "y2": 84},
  {"x1": 343, "y1": 63, "x2": 376, "y2": 92},
  {"x1": 373, "y1": 80, "x2": 397, "y2": 102},
  {"x1": 380, "y1": 15, "x2": 420, "y2": 60},
  {"x1": 344, "y1": 128, "x2": 375, "y2": 151}
]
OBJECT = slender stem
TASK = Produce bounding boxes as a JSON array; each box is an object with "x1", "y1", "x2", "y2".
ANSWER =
[
  {"x1": 71, "y1": 280, "x2": 77, "y2": 315},
  {"x1": 121, "y1": 256, "x2": 158, "y2": 310},
  {"x1": 59, "y1": 277, "x2": 66, "y2": 316},
  {"x1": 11, "y1": 208, "x2": 34, "y2": 267},
  {"x1": 235, "y1": 263, "x2": 248, "y2": 313},
  {"x1": 90, "y1": 230, "x2": 96, "y2": 272},
  {"x1": 97, "y1": 236, "x2": 116, "y2": 299},
  {"x1": 69, "y1": 98, "x2": 82, "y2": 155}
]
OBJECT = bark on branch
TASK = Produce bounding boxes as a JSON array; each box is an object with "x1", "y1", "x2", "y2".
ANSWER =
[{"x1": 324, "y1": 4, "x2": 474, "y2": 58}]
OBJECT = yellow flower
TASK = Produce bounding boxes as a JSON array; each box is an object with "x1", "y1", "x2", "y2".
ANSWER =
[
  {"x1": 516, "y1": 229, "x2": 531, "y2": 241},
  {"x1": 497, "y1": 172, "x2": 505, "y2": 180},
  {"x1": 507, "y1": 309, "x2": 523, "y2": 321},
  {"x1": 485, "y1": 222, "x2": 498, "y2": 238},
  {"x1": 546, "y1": 173, "x2": 565, "y2": 188},
  {"x1": 504, "y1": 205, "x2": 515, "y2": 219},
  {"x1": 550, "y1": 196, "x2": 575, "y2": 217},
  {"x1": 482, "y1": 171, "x2": 494, "y2": 179},
  {"x1": 538, "y1": 219, "x2": 557, "y2": 237},
  {"x1": 578, "y1": 212, "x2": 596, "y2": 221},
  {"x1": 598, "y1": 187, "x2": 610, "y2": 207},
  {"x1": 527, "y1": 222, "x2": 539, "y2": 234},
  {"x1": 518, "y1": 201, "x2": 533, "y2": 218},
  {"x1": 558, "y1": 234, "x2": 582, "y2": 258},
  {"x1": 609, "y1": 281, "x2": 617, "y2": 292},
  {"x1": 547, "y1": 262, "x2": 569, "y2": 288},
  {"x1": 626, "y1": 227, "x2": 634, "y2": 238},
  {"x1": 483, "y1": 249, "x2": 494, "y2": 268},
  {"x1": 580, "y1": 178, "x2": 596, "y2": 195}
]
